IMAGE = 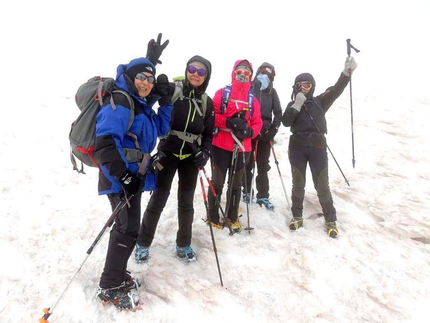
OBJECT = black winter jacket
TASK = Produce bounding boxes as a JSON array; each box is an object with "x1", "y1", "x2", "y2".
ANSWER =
[{"x1": 157, "y1": 55, "x2": 215, "y2": 157}]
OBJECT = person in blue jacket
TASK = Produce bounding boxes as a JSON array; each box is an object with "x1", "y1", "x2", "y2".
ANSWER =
[{"x1": 93, "y1": 35, "x2": 172, "y2": 310}]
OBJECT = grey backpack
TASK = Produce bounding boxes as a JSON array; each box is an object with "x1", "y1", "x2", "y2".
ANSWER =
[{"x1": 70, "y1": 76, "x2": 135, "y2": 173}]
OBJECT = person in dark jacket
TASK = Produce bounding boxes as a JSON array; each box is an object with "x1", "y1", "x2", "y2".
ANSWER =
[
  {"x1": 135, "y1": 55, "x2": 214, "y2": 262},
  {"x1": 282, "y1": 56, "x2": 357, "y2": 238},
  {"x1": 207, "y1": 59, "x2": 263, "y2": 233},
  {"x1": 93, "y1": 34, "x2": 172, "y2": 309},
  {"x1": 242, "y1": 62, "x2": 282, "y2": 210}
]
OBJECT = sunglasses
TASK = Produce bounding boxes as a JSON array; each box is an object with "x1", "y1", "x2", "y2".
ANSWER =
[
  {"x1": 296, "y1": 81, "x2": 312, "y2": 90},
  {"x1": 235, "y1": 69, "x2": 251, "y2": 77},
  {"x1": 135, "y1": 73, "x2": 155, "y2": 84},
  {"x1": 187, "y1": 65, "x2": 207, "y2": 77}
]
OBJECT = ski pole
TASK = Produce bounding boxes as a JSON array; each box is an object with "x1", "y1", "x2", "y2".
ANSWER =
[
  {"x1": 198, "y1": 169, "x2": 223, "y2": 286},
  {"x1": 40, "y1": 196, "x2": 131, "y2": 323},
  {"x1": 346, "y1": 38, "x2": 360, "y2": 168},
  {"x1": 269, "y1": 141, "x2": 290, "y2": 209},
  {"x1": 223, "y1": 143, "x2": 240, "y2": 235},
  {"x1": 231, "y1": 132, "x2": 253, "y2": 233}
]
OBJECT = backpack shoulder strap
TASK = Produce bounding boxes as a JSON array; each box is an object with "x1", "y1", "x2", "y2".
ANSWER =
[
  {"x1": 248, "y1": 89, "x2": 255, "y2": 117},
  {"x1": 221, "y1": 85, "x2": 232, "y2": 114},
  {"x1": 112, "y1": 89, "x2": 135, "y2": 131}
]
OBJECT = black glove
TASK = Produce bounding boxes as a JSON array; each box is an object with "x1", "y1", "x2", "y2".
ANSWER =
[
  {"x1": 156, "y1": 74, "x2": 172, "y2": 105},
  {"x1": 146, "y1": 33, "x2": 169, "y2": 65},
  {"x1": 119, "y1": 170, "x2": 144, "y2": 196},
  {"x1": 193, "y1": 149, "x2": 209, "y2": 168},
  {"x1": 234, "y1": 128, "x2": 254, "y2": 139},
  {"x1": 262, "y1": 124, "x2": 278, "y2": 141},
  {"x1": 226, "y1": 117, "x2": 248, "y2": 130}
]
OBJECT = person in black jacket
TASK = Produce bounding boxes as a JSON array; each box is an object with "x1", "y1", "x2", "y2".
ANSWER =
[
  {"x1": 242, "y1": 62, "x2": 282, "y2": 210},
  {"x1": 135, "y1": 55, "x2": 214, "y2": 262},
  {"x1": 282, "y1": 56, "x2": 357, "y2": 238}
]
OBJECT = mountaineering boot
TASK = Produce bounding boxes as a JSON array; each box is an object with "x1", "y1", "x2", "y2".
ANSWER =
[
  {"x1": 98, "y1": 283, "x2": 140, "y2": 310},
  {"x1": 176, "y1": 246, "x2": 197, "y2": 262},
  {"x1": 256, "y1": 198, "x2": 274, "y2": 210},
  {"x1": 289, "y1": 217, "x2": 303, "y2": 231},
  {"x1": 230, "y1": 220, "x2": 242, "y2": 233},
  {"x1": 134, "y1": 243, "x2": 150, "y2": 263},
  {"x1": 124, "y1": 271, "x2": 140, "y2": 291},
  {"x1": 325, "y1": 222, "x2": 338, "y2": 238},
  {"x1": 204, "y1": 218, "x2": 224, "y2": 230}
]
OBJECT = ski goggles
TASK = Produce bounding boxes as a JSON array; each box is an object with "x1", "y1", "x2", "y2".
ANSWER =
[
  {"x1": 235, "y1": 69, "x2": 252, "y2": 77},
  {"x1": 295, "y1": 81, "x2": 312, "y2": 91},
  {"x1": 187, "y1": 65, "x2": 207, "y2": 77},
  {"x1": 135, "y1": 73, "x2": 155, "y2": 84}
]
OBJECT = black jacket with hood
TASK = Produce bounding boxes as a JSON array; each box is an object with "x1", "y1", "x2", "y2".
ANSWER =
[
  {"x1": 251, "y1": 62, "x2": 282, "y2": 134},
  {"x1": 282, "y1": 72, "x2": 350, "y2": 135},
  {"x1": 157, "y1": 55, "x2": 215, "y2": 157}
]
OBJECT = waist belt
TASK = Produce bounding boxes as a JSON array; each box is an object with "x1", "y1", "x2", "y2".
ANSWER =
[{"x1": 168, "y1": 130, "x2": 202, "y2": 145}]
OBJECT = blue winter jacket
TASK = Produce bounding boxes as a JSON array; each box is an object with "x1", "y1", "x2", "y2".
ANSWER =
[{"x1": 94, "y1": 58, "x2": 173, "y2": 195}]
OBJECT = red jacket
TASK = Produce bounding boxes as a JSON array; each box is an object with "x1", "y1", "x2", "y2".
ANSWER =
[{"x1": 212, "y1": 60, "x2": 263, "y2": 152}]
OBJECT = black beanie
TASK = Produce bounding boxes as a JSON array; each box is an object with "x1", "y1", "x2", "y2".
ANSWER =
[{"x1": 125, "y1": 58, "x2": 156, "y2": 80}]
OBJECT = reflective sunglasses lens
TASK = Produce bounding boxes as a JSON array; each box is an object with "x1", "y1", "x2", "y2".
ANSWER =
[
  {"x1": 235, "y1": 70, "x2": 251, "y2": 77},
  {"x1": 188, "y1": 65, "x2": 206, "y2": 77},
  {"x1": 197, "y1": 69, "x2": 206, "y2": 77},
  {"x1": 296, "y1": 81, "x2": 311, "y2": 89},
  {"x1": 136, "y1": 73, "x2": 155, "y2": 84},
  {"x1": 188, "y1": 66, "x2": 197, "y2": 74}
]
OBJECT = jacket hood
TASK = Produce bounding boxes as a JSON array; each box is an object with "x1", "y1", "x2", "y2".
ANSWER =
[
  {"x1": 185, "y1": 55, "x2": 212, "y2": 94},
  {"x1": 293, "y1": 72, "x2": 316, "y2": 98},
  {"x1": 256, "y1": 62, "x2": 276, "y2": 80},
  {"x1": 231, "y1": 59, "x2": 253, "y2": 83}
]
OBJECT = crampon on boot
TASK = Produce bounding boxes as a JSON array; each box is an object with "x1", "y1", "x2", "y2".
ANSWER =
[
  {"x1": 256, "y1": 198, "x2": 274, "y2": 210},
  {"x1": 98, "y1": 283, "x2": 140, "y2": 310}
]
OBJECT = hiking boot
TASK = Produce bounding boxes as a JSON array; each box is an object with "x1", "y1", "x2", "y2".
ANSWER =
[
  {"x1": 98, "y1": 283, "x2": 139, "y2": 310},
  {"x1": 226, "y1": 219, "x2": 242, "y2": 233},
  {"x1": 124, "y1": 271, "x2": 140, "y2": 291},
  {"x1": 325, "y1": 222, "x2": 338, "y2": 238},
  {"x1": 204, "y1": 218, "x2": 224, "y2": 230},
  {"x1": 176, "y1": 246, "x2": 197, "y2": 262},
  {"x1": 135, "y1": 243, "x2": 150, "y2": 263},
  {"x1": 256, "y1": 198, "x2": 274, "y2": 210},
  {"x1": 289, "y1": 217, "x2": 303, "y2": 231}
]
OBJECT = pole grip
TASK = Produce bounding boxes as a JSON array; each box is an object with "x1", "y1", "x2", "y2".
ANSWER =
[{"x1": 346, "y1": 38, "x2": 351, "y2": 56}]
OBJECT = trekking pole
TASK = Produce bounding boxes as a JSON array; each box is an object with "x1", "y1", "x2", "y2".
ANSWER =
[
  {"x1": 40, "y1": 196, "x2": 131, "y2": 323},
  {"x1": 201, "y1": 168, "x2": 234, "y2": 236},
  {"x1": 198, "y1": 168, "x2": 223, "y2": 286},
  {"x1": 270, "y1": 141, "x2": 290, "y2": 209},
  {"x1": 346, "y1": 38, "x2": 360, "y2": 168},
  {"x1": 303, "y1": 105, "x2": 350, "y2": 186},
  {"x1": 223, "y1": 142, "x2": 240, "y2": 234},
  {"x1": 231, "y1": 133, "x2": 253, "y2": 233},
  {"x1": 249, "y1": 140, "x2": 258, "y2": 203}
]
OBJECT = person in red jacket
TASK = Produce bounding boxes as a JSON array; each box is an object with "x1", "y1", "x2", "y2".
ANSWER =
[{"x1": 207, "y1": 59, "x2": 263, "y2": 233}]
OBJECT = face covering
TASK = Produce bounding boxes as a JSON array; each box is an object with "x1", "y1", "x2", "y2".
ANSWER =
[{"x1": 257, "y1": 73, "x2": 270, "y2": 90}]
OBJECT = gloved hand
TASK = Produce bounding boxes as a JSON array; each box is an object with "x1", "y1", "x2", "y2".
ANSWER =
[
  {"x1": 146, "y1": 33, "x2": 169, "y2": 65},
  {"x1": 119, "y1": 170, "x2": 144, "y2": 196},
  {"x1": 262, "y1": 124, "x2": 278, "y2": 141},
  {"x1": 193, "y1": 149, "x2": 209, "y2": 168},
  {"x1": 226, "y1": 117, "x2": 248, "y2": 130},
  {"x1": 291, "y1": 92, "x2": 306, "y2": 112},
  {"x1": 234, "y1": 128, "x2": 254, "y2": 139},
  {"x1": 343, "y1": 56, "x2": 358, "y2": 76},
  {"x1": 156, "y1": 74, "x2": 172, "y2": 105}
]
